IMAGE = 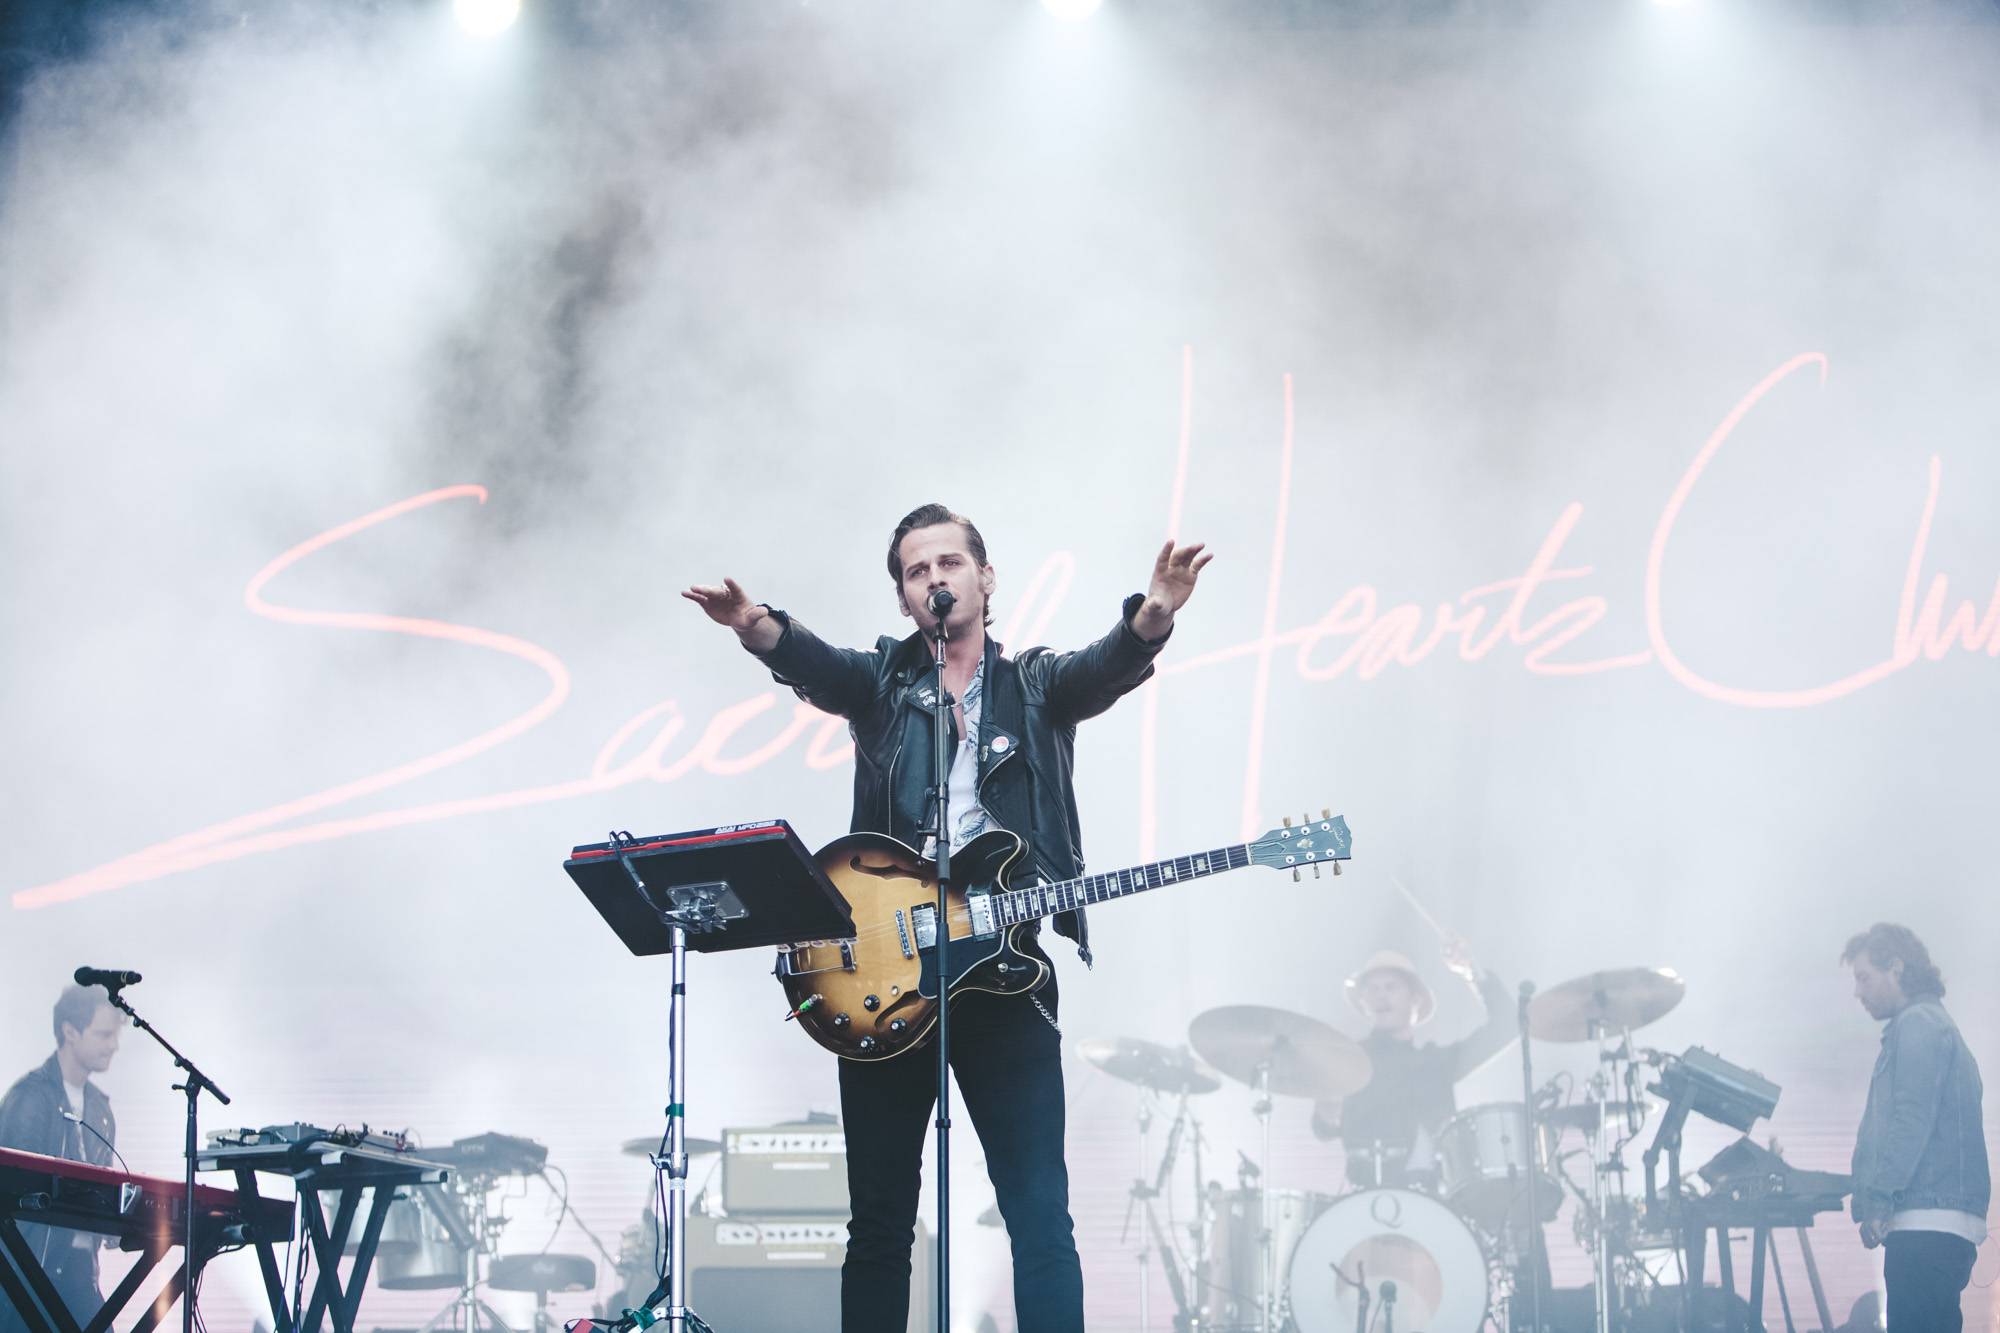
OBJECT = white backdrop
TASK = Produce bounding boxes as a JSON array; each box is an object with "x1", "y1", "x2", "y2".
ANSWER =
[{"x1": 3, "y1": 3, "x2": 1997, "y2": 1328}]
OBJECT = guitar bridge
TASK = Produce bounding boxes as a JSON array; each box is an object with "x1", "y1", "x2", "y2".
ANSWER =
[
  {"x1": 776, "y1": 940, "x2": 858, "y2": 977},
  {"x1": 894, "y1": 910, "x2": 914, "y2": 960}
]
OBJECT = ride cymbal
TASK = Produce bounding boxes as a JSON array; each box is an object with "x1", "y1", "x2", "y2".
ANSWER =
[
  {"x1": 1076, "y1": 1036, "x2": 1222, "y2": 1095},
  {"x1": 1528, "y1": 967, "x2": 1685, "y2": 1042},
  {"x1": 1187, "y1": 1005, "x2": 1372, "y2": 1100}
]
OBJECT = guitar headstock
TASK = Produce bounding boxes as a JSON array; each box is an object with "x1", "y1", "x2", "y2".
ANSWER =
[{"x1": 1248, "y1": 811, "x2": 1352, "y2": 881}]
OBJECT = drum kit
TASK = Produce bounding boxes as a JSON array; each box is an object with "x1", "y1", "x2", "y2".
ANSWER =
[{"x1": 1080, "y1": 965, "x2": 1688, "y2": 1333}]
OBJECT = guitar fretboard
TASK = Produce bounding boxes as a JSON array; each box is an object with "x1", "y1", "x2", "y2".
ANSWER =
[{"x1": 990, "y1": 845, "x2": 1253, "y2": 927}]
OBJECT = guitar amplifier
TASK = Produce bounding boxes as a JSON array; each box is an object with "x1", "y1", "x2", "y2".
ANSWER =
[
  {"x1": 722, "y1": 1122, "x2": 849, "y2": 1215},
  {"x1": 685, "y1": 1214, "x2": 929, "y2": 1333}
]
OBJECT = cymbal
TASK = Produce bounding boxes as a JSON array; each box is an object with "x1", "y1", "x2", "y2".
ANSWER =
[
  {"x1": 1187, "y1": 1005, "x2": 1372, "y2": 1100},
  {"x1": 1077, "y1": 1036, "x2": 1221, "y2": 1095},
  {"x1": 621, "y1": 1135, "x2": 723, "y2": 1158},
  {"x1": 1528, "y1": 967, "x2": 1685, "y2": 1042}
]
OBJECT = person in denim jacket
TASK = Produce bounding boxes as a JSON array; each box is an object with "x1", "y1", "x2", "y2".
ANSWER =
[{"x1": 1845, "y1": 923, "x2": 1990, "y2": 1333}]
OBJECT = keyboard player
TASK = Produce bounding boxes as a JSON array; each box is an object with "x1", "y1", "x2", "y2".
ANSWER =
[{"x1": 0, "y1": 983, "x2": 122, "y2": 1331}]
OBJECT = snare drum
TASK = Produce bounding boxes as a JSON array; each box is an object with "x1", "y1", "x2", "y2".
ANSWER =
[
  {"x1": 1285, "y1": 1188, "x2": 1490, "y2": 1333},
  {"x1": 1203, "y1": 1187, "x2": 1331, "y2": 1331},
  {"x1": 1435, "y1": 1102, "x2": 1560, "y2": 1233}
]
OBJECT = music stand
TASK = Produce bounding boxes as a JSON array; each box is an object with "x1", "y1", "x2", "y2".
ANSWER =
[{"x1": 566, "y1": 820, "x2": 852, "y2": 1333}]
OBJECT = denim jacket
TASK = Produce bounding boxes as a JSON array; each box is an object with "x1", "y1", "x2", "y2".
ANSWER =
[{"x1": 1851, "y1": 999, "x2": 1990, "y2": 1224}]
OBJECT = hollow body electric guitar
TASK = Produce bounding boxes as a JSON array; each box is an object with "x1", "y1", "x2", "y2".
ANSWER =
[{"x1": 777, "y1": 813, "x2": 1352, "y2": 1061}]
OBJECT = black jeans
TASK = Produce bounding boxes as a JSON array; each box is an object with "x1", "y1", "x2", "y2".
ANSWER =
[
  {"x1": 0, "y1": 1243, "x2": 99, "y2": 1333},
  {"x1": 837, "y1": 977, "x2": 1084, "y2": 1333},
  {"x1": 1884, "y1": 1229, "x2": 1978, "y2": 1333}
]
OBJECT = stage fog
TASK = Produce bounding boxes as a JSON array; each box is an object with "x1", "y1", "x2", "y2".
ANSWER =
[{"x1": 3, "y1": 1, "x2": 1996, "y2": 1328}]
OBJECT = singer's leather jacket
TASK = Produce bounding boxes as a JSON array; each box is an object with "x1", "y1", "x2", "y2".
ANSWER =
[
  {"x1": 0, "y1": 1054, "x2": 117, "y2": 1274},
  {"x1": 753, "y1": 593, "x2": 1171, "y2": 965}
]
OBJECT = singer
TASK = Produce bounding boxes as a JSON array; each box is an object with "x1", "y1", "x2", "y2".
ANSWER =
[
  {"x1": 685, "y1": 502, "x2": 1210, "y2": 1333},
  {"x1": 0, "y1": 982, "x2": 124, "y2": 1333}
]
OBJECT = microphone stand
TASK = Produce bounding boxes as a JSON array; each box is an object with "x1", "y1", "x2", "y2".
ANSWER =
[
  {"x1": 105, "y1": 986, "x2": 231, "y2": 1333},
  {"x1": 927, "y1": 606, "x2": 956, "y2": 1333},
  {"x1": 1515, "y1": 982, "x2": 1544, "y2": 1333}
]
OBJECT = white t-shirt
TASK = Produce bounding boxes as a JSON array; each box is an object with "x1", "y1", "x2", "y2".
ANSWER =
[{"x1": 1889, "y1": 1208, "x2": 1989, "y2": 1245}]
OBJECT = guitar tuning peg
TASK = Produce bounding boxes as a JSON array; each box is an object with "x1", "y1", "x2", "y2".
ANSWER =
[
  {"x1": 1321, "y1": 807, "x2": 1331, "y2": 821},
  {"x1": 1331, "y1": 861, "x2": 1343, "y2": 876},
  {"x1": 1282, "y1": 816, "x2": 1293, "y2": 827},
  {"x1": 1301, "y1": 813, "x2": 1312, "y2": 828},
  {"x1": 1312, "y1": 863, "x2": 1321, "y2": 879},
  {"x1": 1291, "y1": 868, "x2": 1301, "y2": 882}
]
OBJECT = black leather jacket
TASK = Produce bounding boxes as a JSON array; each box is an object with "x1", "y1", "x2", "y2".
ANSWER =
[
  {"x1": 755, "y1": 593, "x2": 1171, "y2": 964},
  {"x1": 0, "y1": 1054, "x2": 117, "y2": 1278}
]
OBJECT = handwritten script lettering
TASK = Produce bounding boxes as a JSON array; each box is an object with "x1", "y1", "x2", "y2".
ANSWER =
[{"x1": 10, "y1": 354, "x2": 1992, "y2": 909}]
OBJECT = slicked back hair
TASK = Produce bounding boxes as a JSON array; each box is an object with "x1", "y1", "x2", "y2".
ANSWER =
[
  {"x1": 1842, "y1": 922, "x2": 1946, "y2": 1001},
  {"x1": 887, "y1": 503, "x2": 994, "y2": 627},
  {"x1": 53, "y1": 984, "x2": 110, "y2": 1046}
]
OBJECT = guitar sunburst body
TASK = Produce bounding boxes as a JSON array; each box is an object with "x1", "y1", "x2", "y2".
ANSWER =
[
  {"x1": 777, "y1": 830, "x2": 1051, "y2": 1062},
  {"x1": 777, "y1": 812, "x2": 1354, "y2": 1062}
]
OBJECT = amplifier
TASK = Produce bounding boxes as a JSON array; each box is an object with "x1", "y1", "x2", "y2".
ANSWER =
[
  {"x1": 722, "y1": 1123, "x2": 849, "y2": 1215},
  {"x1": 685, "y1": 1214, "x2": 929, "y2": 1333}
]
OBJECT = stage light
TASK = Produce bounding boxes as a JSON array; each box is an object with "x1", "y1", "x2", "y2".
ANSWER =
[
  {"x1": 1041, "y1": 0, "x2": 1105, "y2": 20},
  {"x1": 454, "y1": 0, "x2": 522, "y2": 37}
]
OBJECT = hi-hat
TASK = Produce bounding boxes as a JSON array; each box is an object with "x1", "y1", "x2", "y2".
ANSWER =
[
  {"x1": 1187, "y1": 1005, "x2": 1372, "y2": 1100},
  {"x1": 1528, "y1": 967, "x2": 1685, "y2": 1042},
  {"x1": 1077, "y1": 1036, "x2": 1221, "y2": 1095},
  {"x1": 621, "y1": 1135, "x2": 723, "y2": 1158}
]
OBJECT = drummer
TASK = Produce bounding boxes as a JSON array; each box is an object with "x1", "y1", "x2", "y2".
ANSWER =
[{"x1": 1310, "y1": 940, "x2": 1514, "y2": 1189}]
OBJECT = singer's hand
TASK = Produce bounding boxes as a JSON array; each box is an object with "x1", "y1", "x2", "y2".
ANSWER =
[{"x1": 683, "y1": 579, "x2": 781, "y2": 651}]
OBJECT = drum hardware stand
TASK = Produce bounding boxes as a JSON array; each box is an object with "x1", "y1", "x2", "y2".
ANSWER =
[
  {"x1": 1252, "y1": 1061, "x2": 1276, "y2": 1333},
  {"x1": 1124, "y1": 1095, "x2": 1156, "y2": 1333},
  {"x1": 415, "y1": 1183, "x2": 514, "y2": 1333},
  {"x1": 1586, "y1": 1021, "x2": 1611, "y2": 1333},
  {"x1": 1124, "y1": 1094, "x2": 1200, "y2": 1333},
  {"x1": 1187, "y1": 1106, "x2": 1211, "y2": 1330}
]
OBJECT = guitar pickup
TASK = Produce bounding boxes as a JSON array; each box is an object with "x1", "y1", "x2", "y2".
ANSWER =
[{"x1": 912, "y1": 905, "x2": 936, "y2": 951}]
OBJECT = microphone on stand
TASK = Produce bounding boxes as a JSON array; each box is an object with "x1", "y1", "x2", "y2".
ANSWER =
[
  {"x1": 926, "y1": 588, "x2": 957, "y2": 620},
  {"x1": 73, "y1": 967, "x2": 141, "y2": 991}
]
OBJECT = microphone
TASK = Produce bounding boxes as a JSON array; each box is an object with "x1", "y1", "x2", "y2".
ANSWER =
[
  {"x1": 925, "y1": 588, "x2": 956, "y2": 619},
  {"x1": 73, "y1": 966, "x2": 141, "y2": 990}
]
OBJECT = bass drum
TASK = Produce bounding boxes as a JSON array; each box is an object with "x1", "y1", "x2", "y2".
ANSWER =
[{"x1": 1284, "y1": 1189, "x2": 1489, "y2": 1333}]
